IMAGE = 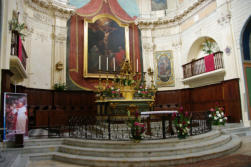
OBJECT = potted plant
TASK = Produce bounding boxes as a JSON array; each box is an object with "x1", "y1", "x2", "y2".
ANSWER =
[
  {"x1": 202, "y1": 39, "x2": 216, "y2": 55},
  {"x1": 53, "y1": 83, "x2": 67, "y2": 91}
]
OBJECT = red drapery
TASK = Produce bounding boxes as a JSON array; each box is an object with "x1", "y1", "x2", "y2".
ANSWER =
[
  {"x1": 204, "y1": 54, "x2": 215, "y2": 72},
  {"x1": 18, "y1": 36, "x2": 22, "y2": 62}
]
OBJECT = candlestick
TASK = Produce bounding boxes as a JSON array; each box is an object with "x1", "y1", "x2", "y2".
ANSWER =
[
  {"x1": 136, "y1": 59, "x2": 138, "y2": 73},
  {"x1": 113, "y1": 57, "x2": 115, "y2": 71},
  {"x1": 99, "y1": 55, "x2": 101, "y2": 70},
  {"x1": 106, "y1": 56, "x2": 108, "y2": 71}
]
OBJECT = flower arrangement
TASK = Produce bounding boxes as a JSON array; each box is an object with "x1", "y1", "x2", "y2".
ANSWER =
[
  {"x1": 208, "y1": 106, "x2": 227, "y2": 125},
  {"x1": 172, "y1": 107, "x2": 191, "y2": 139},
  {"x1": 134, "y1": 85, "x2": 152, "y2": 98},
  {"x1": 102, "y1": 85, "x2": 121, "y2": 98},
  {"x1": 127, "y1": 110, "x2": 145, "y2": 142}
]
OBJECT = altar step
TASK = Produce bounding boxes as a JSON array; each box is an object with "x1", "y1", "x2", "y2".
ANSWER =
[{"x1": 22, "y1": 130, "x2": 241, "y2": 167}]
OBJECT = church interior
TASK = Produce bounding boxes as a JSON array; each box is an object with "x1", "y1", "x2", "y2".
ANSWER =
[{"x1": 0, "y1": 0, "x2": 251, "y2": 166}]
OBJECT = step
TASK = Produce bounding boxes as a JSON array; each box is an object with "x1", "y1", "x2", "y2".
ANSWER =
[
  {"x1": 24, "y1": 138, "x2": 64, "y2": 147},
  {"x1": 62, "y1": 130, "x2": 221, "y2": 149},
  {"x1": 58, "y1": 135, "x2": 231, "y2": 158},
  {"x1": 21, "y1": 145, "x2": 60, "y2": 154},
  {"x1": 50, "y1": 135, "x2": 241, "y2": 167}
]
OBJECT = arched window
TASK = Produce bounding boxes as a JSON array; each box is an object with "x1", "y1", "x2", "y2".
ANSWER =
[{"x1": 0, "y1": 0, "x2": 2, "y2": 51}]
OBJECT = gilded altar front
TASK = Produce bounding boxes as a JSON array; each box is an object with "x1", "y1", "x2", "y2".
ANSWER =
[{"x1": 96, "y1": 98, "x2": 154, "y2": 117}]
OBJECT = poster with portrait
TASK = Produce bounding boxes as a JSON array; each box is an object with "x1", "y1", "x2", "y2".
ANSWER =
[
  {"x1": 151, "y1": 0, "x2": 167, "y2": 11},
  {"x1": 3, "y1": 93, "x2": 28, "y2": 141},
  {"x1": 154, "y1": 51, "x2": 175, "y2": 87},
  {"x1": 85, "y1": 16, "x2": 129, "y2": 78}
]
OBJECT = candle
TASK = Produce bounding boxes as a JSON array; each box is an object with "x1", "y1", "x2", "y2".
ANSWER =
[
  {"x1": 113, "y1": 57, "x2": 115, "y2": 71},
  {"x1": 136, "y1": 59, "x2": 138, "y2": 73},
  {"x1": 99, "y1": 55, "x2": 101, "y2": 70},
  {"x1": 106, "y1": 56, "x2": 108, "y2": 71}
]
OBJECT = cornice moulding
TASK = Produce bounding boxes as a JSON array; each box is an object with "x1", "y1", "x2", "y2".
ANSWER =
[
  {"x1": 24, "y1": 0, "x2": 76, "y2": 19},
  {"x1": 136, "y1": 0, "x2": 213, "y2": 28}
]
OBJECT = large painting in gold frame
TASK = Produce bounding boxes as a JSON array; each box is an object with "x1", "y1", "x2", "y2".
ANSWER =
[
  {"x1": 154, "y1": 50, "x2": 175, "y2": 87},
  {"x1": 84, "y1": 14, "x2": 130, "y2": 78}
]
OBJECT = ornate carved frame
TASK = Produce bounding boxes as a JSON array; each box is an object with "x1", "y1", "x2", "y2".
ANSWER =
[
  {"x1": 83, "y1": 14, "x2": 130, "y2": 78},
  {"x1": 154, "y1": 50, "x2": 175, "y2": 87}
]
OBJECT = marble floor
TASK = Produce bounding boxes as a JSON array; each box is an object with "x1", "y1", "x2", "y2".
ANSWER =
[{"x1": 27, "y1": 135, "x2": 251, "y2": 167}]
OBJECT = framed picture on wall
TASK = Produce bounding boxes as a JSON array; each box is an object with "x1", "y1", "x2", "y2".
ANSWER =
[
  {"x1": 151, "y1": 0, "x2": 167, "y2": 11},
  {"x1": 83, "y1": 15, "x2": 130, "y2": 78},
  {"x1": 154, "y1": 50, "x2": 175, "y2": 87}
]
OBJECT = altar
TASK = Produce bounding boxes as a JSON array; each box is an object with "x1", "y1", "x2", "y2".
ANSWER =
[
  {"x1": 96, "y1": 98, "x2": 155, "y2": 116},
  {"x1": 95, "y1": 59, "x2": 156, "y2": 118}
]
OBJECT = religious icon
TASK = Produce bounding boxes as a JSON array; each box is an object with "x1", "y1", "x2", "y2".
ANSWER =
[
  {"x1": 154, "y1": 51, "x2": 174, "y2": 87},
  {"x1": 151, "y1": 0, "x2": 167, "y2": 11},
  {"x1": 85, "y1": 16, "x2": 129, "y2": 77}
]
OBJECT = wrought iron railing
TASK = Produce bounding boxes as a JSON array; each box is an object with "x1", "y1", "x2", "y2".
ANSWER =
[
  {"x1": 10, "y1": 30, "x2": 27, "y2": 69},
  {"x1": 28, "y1": 111, "x2": 211, "y2": 140},
  {"x1": 183, "y1": 52, "x2": 224, "y2": 79}
]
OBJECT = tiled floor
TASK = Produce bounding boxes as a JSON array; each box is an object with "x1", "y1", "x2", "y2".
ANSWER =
[
  {"x1": 27, "y1": 135, "x2": 251, "y2": 167},
  {"x1": 176, "y1": 135, "x2": 251, "y2": 167}
]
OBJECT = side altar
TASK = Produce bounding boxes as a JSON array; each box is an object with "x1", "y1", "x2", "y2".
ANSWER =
[{"x1": 95, "y1": 60, "x2": 156, "y2": 117}]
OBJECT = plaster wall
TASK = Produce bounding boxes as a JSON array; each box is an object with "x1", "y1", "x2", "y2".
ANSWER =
[
  {"x1": 18, "y1": 2, "x2": 68, "y2": 89},
  {"x1": 229, "y1": 0, "x2": 251, "y2": 126},
  {"x1": 139, "y1": 0, "x2": 251, "y2": 126}
]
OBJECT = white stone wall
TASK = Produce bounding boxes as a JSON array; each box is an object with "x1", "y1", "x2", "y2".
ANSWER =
[
  {"x1": 20, "y1": 1, "x2": 68, "y2": 89},
  {"x1": 229, "y1": 0, "x2": 251, "y2": 126},
  {"x1": 0, "y1": 0, "x2": 69, "y2": 89}
]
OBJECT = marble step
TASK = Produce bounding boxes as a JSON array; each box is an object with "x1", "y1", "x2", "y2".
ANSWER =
[
  {"x1": 62, "y1": 130, "x2": 221, "y2": 149},
  {"x1": 21, "y1": 145, "x2": 59, "y2": 154},
  {"x1": 49, "y1": 135, "x2": 240, "y2": 167},
  {"x1": 24, "y1": 138, "x2": 64, "y2": 147},
  {"x1": 58, "y1": 135, "x2": 231, "y2": 158}
]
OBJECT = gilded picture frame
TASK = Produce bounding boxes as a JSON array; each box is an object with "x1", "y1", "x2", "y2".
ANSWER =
[
  {"x1": 83, "y1": 14, "x2": 130, "y2": 78},
  {"x1": 154, "y1": 50, "x2": 175, "y2": 87},
  {"x1": 151, "y1": 0, "x2": 167, "y2": 11}
]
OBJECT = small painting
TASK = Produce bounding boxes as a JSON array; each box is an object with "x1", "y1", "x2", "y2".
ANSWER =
[
  {"x1": 154, "y1": 51, "x2": 174, "y2": 87},
  {"x1": 151, "y1": 0, "x2": 167, "y2": 11}
]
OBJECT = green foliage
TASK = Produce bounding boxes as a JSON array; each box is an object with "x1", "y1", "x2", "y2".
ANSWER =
[
  {"x1": 54, "y1": 83, "x2": 67, "y2": 91},
  {"x1": 202, "y1": 40, "x2": 215, "y2": 55},
  {"x1": 115, "y1": 78, "x2": 135, "y2": 86},
  {"x1": 9, "y1": 18, "x2": 26, "y2": 40}
]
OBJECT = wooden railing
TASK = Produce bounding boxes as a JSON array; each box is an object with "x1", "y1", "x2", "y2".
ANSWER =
[
  {"x1": 10, "y1": 30, "x2": 28, "y2": 69},
  {"x1": 182, "y1": 51, "x2": 224, "y2": 79}
]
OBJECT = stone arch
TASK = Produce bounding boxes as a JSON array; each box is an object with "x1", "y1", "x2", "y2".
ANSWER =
[
  {"x1": 241, "y1": 16, "x2": 251, "y2": 61},
  {"x1": 240, "y1": 15, "x2": 251, "y2": 120},
  {"x1": 187, "y1": 36, "x2": 220, "y2": 62}
]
